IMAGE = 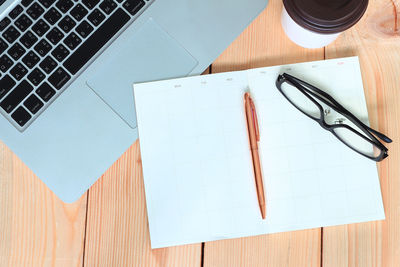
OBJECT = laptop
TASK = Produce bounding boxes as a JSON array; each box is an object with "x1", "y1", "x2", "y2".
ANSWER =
[{"x1": 0, "y1": 0, "x2": 267, "y2": 202}]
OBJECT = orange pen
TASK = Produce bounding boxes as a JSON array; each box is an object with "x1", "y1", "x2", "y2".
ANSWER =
[{"x1": 244, "y1": 92, "x2": 266, "y2": 219}]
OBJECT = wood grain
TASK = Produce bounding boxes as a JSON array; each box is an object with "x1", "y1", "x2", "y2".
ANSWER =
[
  {"x1": 83, "y1": 142, "x2": 202, "y2": 267},
  {"x1": 322, "y1": 0, "x2": 400, "y2": 266},
  {"x1": 0, "y1": 142, "x2": 87, "y2": 267},
  {"x1": 203, "y1": 0, "x2": 323, "y2": 266}
]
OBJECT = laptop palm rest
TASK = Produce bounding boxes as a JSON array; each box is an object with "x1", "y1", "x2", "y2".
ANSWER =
[{"x1": 86, "y1": 18, "x2": 198, "y2": 128}]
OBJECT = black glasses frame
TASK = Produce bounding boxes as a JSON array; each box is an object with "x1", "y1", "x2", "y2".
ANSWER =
[{"x1": 275, "y1": 73, "x2": 391, "y2": 162}]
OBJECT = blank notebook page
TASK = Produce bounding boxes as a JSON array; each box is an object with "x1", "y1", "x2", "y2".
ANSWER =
[{"x1": 134, "y1": 57, "x2": 385, "y2": 249}]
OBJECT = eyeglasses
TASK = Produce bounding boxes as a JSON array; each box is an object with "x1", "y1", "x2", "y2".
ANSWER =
[{"x1": 275, "y1": 73, "x2": 392, "y2": 162}]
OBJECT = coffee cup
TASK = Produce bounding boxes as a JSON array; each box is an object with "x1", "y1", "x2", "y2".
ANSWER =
[{"x1": 281, "y1": 0, "x2": 369, "y2": 48}]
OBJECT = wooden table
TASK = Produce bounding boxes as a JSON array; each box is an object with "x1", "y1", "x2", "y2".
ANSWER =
[{"x1": 1, "y1": 0, "x2": 399, "y2": 266}]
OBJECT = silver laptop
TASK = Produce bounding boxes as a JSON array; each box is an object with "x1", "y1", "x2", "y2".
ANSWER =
[{"x1": 0, "y1": 0, "x2": 267, "y2": 202}]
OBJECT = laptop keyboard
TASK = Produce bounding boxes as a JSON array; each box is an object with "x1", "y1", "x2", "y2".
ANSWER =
[{"x1": 0, "y1": 0, "x2": 153, "y2": 131}]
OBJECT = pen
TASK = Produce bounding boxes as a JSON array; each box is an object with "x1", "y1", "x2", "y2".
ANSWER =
[{"x1": 244, "y1": 92, "x2": 266, "y2": 219}]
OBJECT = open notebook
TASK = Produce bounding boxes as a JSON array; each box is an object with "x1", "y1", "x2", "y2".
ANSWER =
[{"x1": 134, "y1": 57, "x2": 385, "y2": 248}]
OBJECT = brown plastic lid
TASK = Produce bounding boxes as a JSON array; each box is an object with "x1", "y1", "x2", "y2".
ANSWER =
[{"x1": 283, "y1": 0, "x2": 369, "y2": 34}]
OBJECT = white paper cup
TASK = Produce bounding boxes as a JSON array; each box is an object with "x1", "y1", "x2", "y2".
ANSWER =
[
  {"x1": 281, "y1": 7, "x2": 340, "y2": 48},
  {"x1": 281, "y1": 0, "x2": 369, "y2": 49}
]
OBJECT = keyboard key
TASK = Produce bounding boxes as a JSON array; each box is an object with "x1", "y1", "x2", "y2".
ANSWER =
[
  {"x1": 70, "y1": 4, "x2": 88, "y2": 21},
  {"x1": 36, "y1": 82, "x2": 56, "y2": 101},
  {"x1": 20, "y1": 31, "x2": 38, "y2": 48},
  {"x1": 2, "y1": 26, "x2": 21, "y2": 43},
  {"x1": 44, "y1": 8, "x2": 62, "y2": 25},
  {"x1": 0, "y1": 75, "x2": 16, "y2": 99},
  {"x1": 32, "y1": 19, "x2": 50, "y2": 36},
  {"x1": 0, "y1": 55, "x2": 13, "y2": 72},
  {"x1": 58, "y1": 15, "x2": 76, "y2": 33},
  {"x1": 28, "y1": 68, "x2": 45, "y2": 85},
  {"x1": 39, "y1": 56, "x2": 57, "y2": 73},
  {"x1": 100, "y1": 0, "x2": 117, "y2": 14},
  {"x1": 10, "y1": 63, "x2": 28, "y2": 80},
  {"x1": 21, "y1": 0, "x2": 33, "y2": 7},
  {"x1": 24, "y1": 94, "x2": 43, "y2": 114},
  {"x1": 46, "y1": 27, "x2": 64, "y2": 45},
  {"x1": 0, "y1": 18, "x2": 11, "y2": 32},
  {"x1": 15, "y1": 14, "x2": 33, "y2": 32},
  {"x1": 82, "y1": 0, "x2": 100, "y2": 9},
  {"x1": 0, "y1": 37, "x2": 8, "y2": 54},
  {"x1": 26, "y1": 3, "x2": 45, "y2": 20},
  {"x1": 64, "y1": 32, "x2": 81, "y2": 49},
  {"x1": 76, "y1": 20, "x2": 93, "y2": 38},
  {"x1": 88, "y1": 9, "x2": 105, "y2": 26},
  {"x1": 56, "y1": 0, "x2": 74, "y2": 13},
  {"x1": 39, "y1": 0, "x2": 56, "y2": 8},
  {"x1": 9, "y1": 5, "x2": 23, "y2": 19},
  {"x1": 64, "y1": 8, "x2": 129, "y2": 75},
  {"x1": 7, "y1": 43, "x2": 26, "y2": 60},
  {"x1": 48, "y1": 67, "x2": 70, "y2": 89},
  {"x1": 51, "y1": 44, "x2": 69, "y2": 61},
  {"x1": 11, "y1": 106, "x2": 32, "y2": 126},
  {"x1": 34, "y1": 39, "x2": 52, "y2": 56},
  {"x1": 22, "y1": 51, "x2": 40, "y2": 68},
  {"x1": 123, "y1": 0, "x2": 144, "y2": 16},
  {"x1": 1, "y1": 80, "x2": 33, "y2": 113}
]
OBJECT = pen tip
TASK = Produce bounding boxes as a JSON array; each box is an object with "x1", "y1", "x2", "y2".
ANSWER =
[{"x1": 261, "y1": 205, "x2": 266, "y2": 220}]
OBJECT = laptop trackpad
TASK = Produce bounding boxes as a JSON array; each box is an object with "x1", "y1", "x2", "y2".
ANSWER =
[{"x1": 86, "y1": 18, "x2": 198, "y2": 128}]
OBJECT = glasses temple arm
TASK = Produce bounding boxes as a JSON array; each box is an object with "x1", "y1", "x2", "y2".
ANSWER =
[{"x1": 308, "y1": 89, "x2": 392, "y2": 143}]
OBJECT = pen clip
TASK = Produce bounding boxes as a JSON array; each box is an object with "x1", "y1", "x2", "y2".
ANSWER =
[{"x1": 250, "y1": 98, "x2": 260, "y2": 141}]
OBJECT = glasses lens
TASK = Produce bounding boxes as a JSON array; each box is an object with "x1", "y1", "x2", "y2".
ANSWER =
[
  {"x1": 333, "y1": 126, "x2": 382, "y2": 158},
  {"x1": 281, "y1": 81, "x2": 321, "y2": 119}
]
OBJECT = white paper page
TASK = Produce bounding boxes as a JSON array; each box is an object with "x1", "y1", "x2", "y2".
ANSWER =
[
  {"x1": 248, "y1": 57, "x2": 385, "y2": 232},
  {"x1": 134, "y1": 71, "x2": 257, "y2": 248},
  {"x1": 134, "y1": 57, "x2": 385, "y2": 248}
]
